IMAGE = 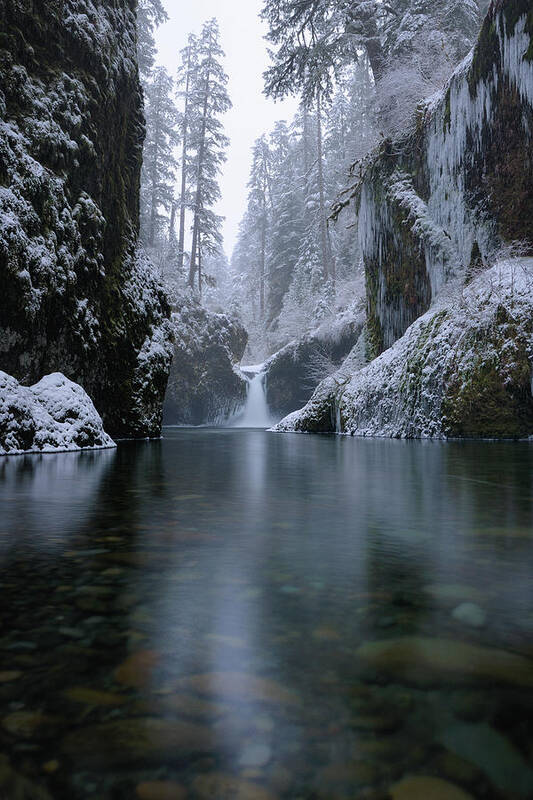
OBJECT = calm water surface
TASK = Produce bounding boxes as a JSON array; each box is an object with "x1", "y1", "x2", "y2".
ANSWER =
[{"x1": 1, "y1": 429, "x2": 533, "y2": 799}]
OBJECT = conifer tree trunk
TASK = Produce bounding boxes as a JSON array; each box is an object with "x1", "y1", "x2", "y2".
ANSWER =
[
  {"x1": 177, "y1": 45, "x2": 192, "y2": 274},
  {"x1": 316, "y1": 91, "x2": 330, "y2": 281},
  {"x1": 260, "y1": 195, "x2": 266, "y2": 319},
  {"x1": 148, "y1": 84, "x2": 162, "y2": 247},
  {"x1": 198, "y1": 239, "x2": 202, "y2": 296},
  {"x1": 189, "y1": 37, "x2": 213, "y2": 288}
]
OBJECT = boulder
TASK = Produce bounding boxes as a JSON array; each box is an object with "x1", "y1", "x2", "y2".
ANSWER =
[{"x1": 0, "y1": 371, "x2": 115, "y2": 455}]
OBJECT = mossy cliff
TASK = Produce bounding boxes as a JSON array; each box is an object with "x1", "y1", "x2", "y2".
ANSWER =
[
  {"x1": 0, "y1": 0, "x2": 173, "y2": 438},
  {"x1": 359, "y1": 0, "x2": 533, "y2": 360}
]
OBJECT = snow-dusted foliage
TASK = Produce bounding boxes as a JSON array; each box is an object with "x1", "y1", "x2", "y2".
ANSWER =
[
  {"x1": 276, "y1": 259, "x2": 533, "y2": 439},
  {"x1": 0, "y1": 0, "x2": 172, "y2": 438},
  {"x1": 0, "y1": 372, "x2": 115, "y2": 455},
  {"x1": 357, "y1": 0, "x2": 533, "y2": 357},
  {"x1": 164, "y1": 293, "x2": 248, "y2": 426}
]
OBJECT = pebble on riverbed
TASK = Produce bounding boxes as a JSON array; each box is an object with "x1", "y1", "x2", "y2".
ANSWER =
[{"x1": 451, "y1": 603, "x2": 487, "y2": 628}]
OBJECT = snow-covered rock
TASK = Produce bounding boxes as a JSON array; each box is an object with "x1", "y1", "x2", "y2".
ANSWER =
[
  {"x1": 0, "y1": 0, "x2": 172, "y2": 438},
  {"x1": 164, "y1": 295, "x2": 248, "y2": 426},
  {"x1": 0, "y1": 372, "x2": 115, "y2": 455},
  {"x1": 275, "y1": 260, "x2": 533, "y2": 439},
  {"x1": 263, "y1": 308, "x2": 365, "y2": 418}
]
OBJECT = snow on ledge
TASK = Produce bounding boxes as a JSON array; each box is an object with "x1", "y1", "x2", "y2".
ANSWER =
[{"x1": 0, "y1": 371, "x2": 116, "y2": 456}]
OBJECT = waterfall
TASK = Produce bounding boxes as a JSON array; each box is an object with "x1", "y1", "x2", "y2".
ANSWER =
[{"x1": 230, "y1": 367, "x2": 273, "y2": 428}]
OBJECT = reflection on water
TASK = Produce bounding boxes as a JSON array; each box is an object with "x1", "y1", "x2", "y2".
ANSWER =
[{"x1": 0, "y1": 430, "x2": 533, "y2": 799}]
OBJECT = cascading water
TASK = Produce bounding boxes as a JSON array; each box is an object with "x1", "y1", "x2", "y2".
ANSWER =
[{"x1": 230, "y1": 367, "x2": 273, "y2": 428}]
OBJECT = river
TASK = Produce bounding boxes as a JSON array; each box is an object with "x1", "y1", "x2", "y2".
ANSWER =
[{"x1": 1, "y1": 429, "x2": 533, "y2": 799}]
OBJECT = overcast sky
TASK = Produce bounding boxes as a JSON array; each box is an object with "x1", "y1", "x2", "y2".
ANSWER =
[{"x1": 155, "y1": 0, "x2": 298, "y2": 257}]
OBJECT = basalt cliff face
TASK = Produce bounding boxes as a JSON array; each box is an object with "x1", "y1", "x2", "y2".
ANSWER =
[
  {"x1": 277, "y1": 0, "x2": 533, "y2": 439},
  {"x1": 0, "y1": 0, "x2": 173, "y2": 439}
]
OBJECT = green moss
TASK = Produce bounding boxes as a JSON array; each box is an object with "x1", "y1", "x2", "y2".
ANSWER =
[
  {"x1": 400, "y1": 312, "x2": 447, "y2": 398},
  {"x1": 442, "y1": 320, "x2": 533, "y2": 438}
]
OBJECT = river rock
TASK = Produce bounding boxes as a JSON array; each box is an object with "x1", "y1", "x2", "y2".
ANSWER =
[
  {"x1": 356, "y1": 637, "x2": 533, "y2": 687},
  {"x1": 64, "y1": 687, "x2": 128, "y2": 707},
  {"x1": 154, "y1": 692, "x2": 229, "y2": 720},
  {"x1": 2, "y1": 711, "x2": 59, "y2": 740},
  {"x1": 62, "y1": 718, "x2": 213, "y2": 766},
  {"x1": 451, "y1": 603, "x2": 486, "y2": 628},
  {"x1": 136, "y1": 781, "x2": 187, "y2": 800},
  {"x1": 0, "y1": 754, "x2": 53, "y2": 800},
  {"x1": 317, "y1": 761, "x2": 379, "y2": 790},
  {"x1": 0, "y1": 671, "x2": 21, "y2": 683},
  {"x1": 114, "y1": 650, "x2": 161, "y2": 688},
  {"x1": 173, "y1": 673, "x2": 299, "y2": 706},
  {"x1": 390, "y1": 775, "x2": 474, "y2": 800},
  {"x1": 192, "y1": 773, "x2": 278, "y2": 800},
  {"x1": 438, "y1": 720, "x2": 533, "y2": 796},
  {"x1": 239, "y1": 743, "x2": 272, "y2": 768},
  {"x1": 424, "y1": 585, "x2": 486, "y2": 607}
]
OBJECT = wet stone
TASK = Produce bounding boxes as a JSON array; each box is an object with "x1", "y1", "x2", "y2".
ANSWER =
[
  {"x1": 356, "y1": 637, "x2": 533, "y2": 687},
  {"x1": 64, "y1": 687, "x2": 128, "y2": 707},
  {"x1": 173, "y1": 672, "x2": 299, "y2": 706},
  {"x1": 62, "y1": 718, "x2": 213, "y2": 766},
  {"x1": 451, "y1": 603, "x2": 487, "y2": 628},
  {"x1": 239, "y1": 742, "x2": 272, "y2": 768},
  {"x1": 2, "y1": 711, "x2": 59, "y2": 740},
  {"x1": 0, "y1": 671, "x2": 21, "y2": 682},
  {"x1": 318, "y1": 761, "x2": 379, "y2": 790},
  {"x1": 390, "y1": 775, "x2": 475, "y2": 800},
  {"x1": 432, "y1": 751, "x2": 482, "y2": 784},
  {"x1": 114, "y1": 650, "x2": 161, "y2": 688},
  {"x1": 192, "y1": 772, "x2": 279, "y2": 800},
  {"x1": 136, "y1": 780, "x2": 188, "y2": 800}
]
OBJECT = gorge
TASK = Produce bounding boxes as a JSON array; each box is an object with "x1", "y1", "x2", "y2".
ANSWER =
[{"x1": 1, "y1": 1, "x2": 533, "y2": 798}]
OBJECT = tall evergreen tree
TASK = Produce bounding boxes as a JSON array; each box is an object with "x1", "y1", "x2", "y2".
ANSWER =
[
  {"x1": 140, "y1": 66, "x2": 179, "y2": 247},
  {"x1": 176, "y1": 34, "x2": 198, "y2": 275},
  {"x1": 187, "y1": 19, "x2": 231, "y2": 293},
  {"x1": 137, "y1": 0, "x2": 168, "y2": 82}
]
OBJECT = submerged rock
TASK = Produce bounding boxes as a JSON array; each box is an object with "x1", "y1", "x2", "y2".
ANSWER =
[
  {"x1": 0, "y1": 754, "x2": 53, "y2": 800},
  {"x1": 0, "y1": 0, "x2": 173, "y2": 438},
  {"x1": 390, "y1": 775, "x2": 474, "y2": 800},
  {"x1": 114, "y1": 650, "x2": 161, "y2": 688},
  {"x1": 136, "y1": 781, "x2": 187, "y2": 800},
  {"x1": 239, "y1": 742, "x2": 272, "y2": 768},
  {"x1": 356, "y1": 637, "x2": 533, "y2": 687},
  {"x1": 62, "y1": 718, "x2": 213, "y2": 766},
  {"x1": 164, "y1": 298, "x2": 248, "y2": 425},
  {"x1": 192, "y1": 773, "x2": 278, "y2": 800},
  {"x1": 438, "y1": 720, "x2": 533, "y2": 796},
  {"x1": 0, "y1": 371, "x2": 115, "y2": 455},
  {"x1": 173, "y1": 672, "x2": 299, "y2": 706},
  {"x1": 451, "y1": 603, "x2": 487, "y2": 628}
]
